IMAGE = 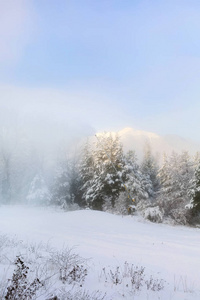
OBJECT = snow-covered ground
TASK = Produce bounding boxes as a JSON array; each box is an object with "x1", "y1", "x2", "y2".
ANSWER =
[{"x1": 0, "y1": 205, "x2": 200, "y2": 299}]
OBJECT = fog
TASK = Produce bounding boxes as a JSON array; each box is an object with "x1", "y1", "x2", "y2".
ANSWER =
[
  {"x1": 0, "y1": 88, "x2": 97, "y2": 205},
  {"x1": 1, "y1": 0, "x2": 200, "y2": 207}
]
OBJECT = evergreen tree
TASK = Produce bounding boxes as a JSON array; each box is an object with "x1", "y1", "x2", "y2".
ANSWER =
[
  {"x1": 83, "y1": 133, "x2": 125, "y2": 210},
  {"x1": 67, "y1": 156, "x2": 83, "y2": 207},
  {"x1": 52, "y1": 161, "x2": 71, "y2": 207},
  {"x1": 52, "y1": 155, "x2": 82, "y2": 208},
  {"x1": 158, "y1": 153, "x2": 171, "y2": 197},
  {"x1": 26, "y1": 173, "x2": 51, "y2": 205},
  {"x1": 158, "y1": 152, "x2": 183, "y2": 202},
  {"x1": 189, "y1": 159, "x2": 200, "y2": 217},
  {"x1": 178, "y1": 151, "x2": 194, "y2": 200},
  {"x1": 158, "y1": 151, "x2": 194, "y2": 223},
  {"x1": 80, "y1": 141, "x2": 95, "y2": 207},
  {"x1": 124, "y1": 150, "x2": 148, "y2": 205},
  {"x1": 140, "y1": 143, "x2": 159, "y2": 199},
  {"x1": 165, "y1": 151, "x2": 181, "y2": 199}
]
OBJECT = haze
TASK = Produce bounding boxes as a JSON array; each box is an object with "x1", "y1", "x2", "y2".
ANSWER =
[{"x1": 1, "y1": 0, "x2": 200, "y2": 143}]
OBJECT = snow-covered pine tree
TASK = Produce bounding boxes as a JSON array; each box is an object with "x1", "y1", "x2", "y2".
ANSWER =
[
  {"x1": 16, "y1": 144, "x2": 47, "y2": 204},
  {"x1": 158, "y1": 151, "x2": 194, "y2": 224},
  {"x1": 158, "y1": 152, "x2": 180, "y2": 206},
  {"x1": 178, "y1": 151, "x2": 194, "y2": 201},
  {"x1": 26, "y1": 173, "x2": 51, "y2": 205},
  {"x1": 67, "y1": 156, "x2": 83, "y2": 207},
  {"x1": 84, "y1": 133, "x2": 125, "y2": 210},
  {"x1": 188, "y1": 159, "x2": 200, "y2": 219},
  {"x1": 101, "y1": 133, "x2": 126, "y2": 208},
  {"x1": 140, "y1": 143, "x2": 159, "y2": 200},
  {"x1": 52, "y1": 155, "x2": 82, "y2": 209},
  {"x1": 80, "y1": 141, "x2": 95, "y2": 207},
  {"x1": 158, "y1": 153, "x2": 170, "y2": 196},
  {"x1": 51, "y1": 161, "x2": 71, "y2": 207},
  {"x1": 123, "y1": 150, "x2": 148, "y2": 206}
]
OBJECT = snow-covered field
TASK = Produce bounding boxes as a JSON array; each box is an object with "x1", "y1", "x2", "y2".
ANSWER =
[{"x1": 0, "y1": 205, "x2": 200, "y2": 299}]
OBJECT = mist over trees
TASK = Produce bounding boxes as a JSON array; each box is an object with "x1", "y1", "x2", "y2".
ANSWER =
[{"x1": 0, "y1": 126, "x2": 200, "y2": 226}]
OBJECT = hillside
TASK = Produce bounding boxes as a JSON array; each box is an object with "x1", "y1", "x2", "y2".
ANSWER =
[{"x1": 117, "y1": 127, "x2": 200, "y2": 161}]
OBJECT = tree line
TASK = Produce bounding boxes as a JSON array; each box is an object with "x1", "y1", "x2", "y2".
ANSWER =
[{"x1": 0, "y1": 131, "x2": 200, "y2": 225}]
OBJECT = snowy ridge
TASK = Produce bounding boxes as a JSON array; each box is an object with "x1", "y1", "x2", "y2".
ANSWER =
[
  {"x1": 99, "y1": 127, "x2": 200, "y2": 161},
  {"x1": 119, "y1": 127, "x2": 160, "y2": 139}
]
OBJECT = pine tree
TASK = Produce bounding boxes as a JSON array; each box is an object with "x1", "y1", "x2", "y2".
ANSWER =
[
  {"x1": 83, "y1": 133, "x2": 125, "y2": 210},
  {"x1": 189, "y1": 159, "x2": 200, "y2": 217},
  {"x1": 52, "y1": 162, "x2": 71, "y2": 207},
  {"x1": 80, "y1": 141, "x2": 95, "y2": 207},
  {"x1": 178, "y1": 151, "x2": 194, "y2": 201},
  {"x1": 158, "y1": 152, "x2": 182, "y2": 202},
  {"x1": 158, "y1": 151, "x2": 194, "y2": 223},
  {"x1": 124, "y1": 150, "x2": 148, "y2": 205},
  {"x1": 158, "y1": 153, "x2": 171, "y2": 197},
  {"x1": 140, "y1": 143, "x2": 159, "y2": 199},
  {"x1": 52, "y1": 154, "x2": 83, "y2": 208},
  {"x1": 67, "y1": 156, "x2": 83, "y2": 207},
  {"x1": 26, "y1": 173, "x2": 51, "y2": 205}
]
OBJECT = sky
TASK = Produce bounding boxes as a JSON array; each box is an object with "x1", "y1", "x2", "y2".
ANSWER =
[{"x1": 0, "y1": 0, "x2": 200, "y2": 142}]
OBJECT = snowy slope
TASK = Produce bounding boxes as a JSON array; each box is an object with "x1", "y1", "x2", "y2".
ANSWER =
[
  {"x1": 0, "y1": 206, "x2": 200, "y2": 299},
  {"x1": 118, "y1": 127, "x2": 200, "y2": 161}
]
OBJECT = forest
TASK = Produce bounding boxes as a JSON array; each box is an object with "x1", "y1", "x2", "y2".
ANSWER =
[{"x1": 0, "y1": 130, "x2": 200, "y2": 226}]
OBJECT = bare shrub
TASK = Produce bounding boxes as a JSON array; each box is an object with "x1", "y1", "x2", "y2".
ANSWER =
[
  {"x1": 52, "y1": 289, "x2": 106, "y2": 300},
  {"x1": 101, "y1": 262, "x2": 165, "y2": 294},
  {"x1": 145, "y1": 275, "x2": 165, "y2": 291},
  {"x1": 102, "y1": 266, "x2": 122, "y2": 285},
  {"x1": 5, "y1": 256, "x2": 43, "y2": 300},
  {"x1": 48, "y1": 247, "x2": 88, "y2": 285}
]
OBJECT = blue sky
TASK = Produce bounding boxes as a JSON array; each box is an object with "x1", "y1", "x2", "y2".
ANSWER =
[{"x1": 1, "y1": 0, "x2": 200, "y2": 141}]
